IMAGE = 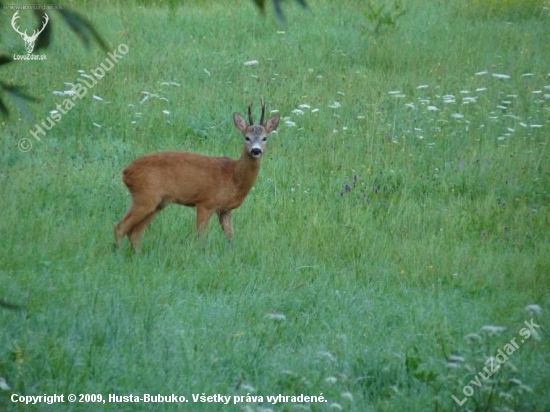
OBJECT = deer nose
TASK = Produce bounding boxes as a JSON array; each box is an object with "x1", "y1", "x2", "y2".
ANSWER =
[{"x1": 250, "y1": 148, "x2": 262, "y2": 157}]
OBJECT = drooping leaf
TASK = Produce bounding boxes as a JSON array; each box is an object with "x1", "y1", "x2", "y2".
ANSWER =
[
  {"x1": 0, "y1": 81, "x2": 38, "y2": 120},
  {"x1": 58, "y1": 9, "x2": 109, "y2": 52},
  {"x1": 0, "y1": 55, "x2": 12, "y2": 66},
  {"x1": 33, "y1": 8, "x2": 52, "y2": 52}
]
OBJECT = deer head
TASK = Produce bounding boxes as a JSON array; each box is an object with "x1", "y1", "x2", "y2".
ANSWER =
[
  {"x1": 11, "y1": 11, "x2": 49, "y2": 54},
  {"x1": 234, "y1": 98, "x2": 280, "y2": 159}
]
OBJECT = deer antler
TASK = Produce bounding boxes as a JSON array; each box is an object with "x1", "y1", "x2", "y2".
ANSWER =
[
  {"x1": 11, "y1": 11, "x2": 48, "y2": 41},
  {"x1": 11, "y1": 11, "x2": 27, "y2": 37},
  {"x1": 248, "y1": 100, "x2": 254, "y2": 125},
  {"x1": 260, "y1": 97, "x2": 265, "y2": 125},
  {"x1": 30, "y1": 13, "x2": 49, "y2": 41}
]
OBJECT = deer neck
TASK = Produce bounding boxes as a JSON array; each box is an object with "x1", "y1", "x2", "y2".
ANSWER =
[{"x1": 234, "y1": 148, "x2": 262, "y2": 193}]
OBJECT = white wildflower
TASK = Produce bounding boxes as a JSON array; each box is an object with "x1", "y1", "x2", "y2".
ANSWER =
[
  {"x1": 92, "y1": 95, "x2": 104, "y2": 101},
  {"x1": 475, "y1": 71, "x2": 489, "y2": 76},
  {"x1": 292, "y1": 109, "x2": 304, "y2": 116},
  {"x1": 525, "y1": 304, "x2": 542, "y2": 315},
  {"x1": 465, "y1": 333, "x2": 482, "y2": 342},
  {"x1": 265, "y1": 313, "x2": 286, "y2": 321},
  {"x1": 492, "y1": 73, "x2": 511, "y2": 79},
  {"x1": 49, "y1": 110, "x2": 59, "y2": 115},
  {"x1": 522, "y1": 73, "x2": 534, "y2": 77},
  {"x1": 325, "y1": 376, "x2": 337, "y2": 384},
  {"x1": 341, "y1": 392, "x2": 353, "y2": 401},
  {"x1": 329, "y1": 403, "x2": 343, "y2": 410},
  {"x1": 285, "y1": 120, "x2": 297, "y2": 127},
  {"x1": 480, "y1": 325, "x2": 507, "y2": 336},
  {"x1": 311, "y1": 108, "x2": 320, "y2": 113},
  {"x1": 451, "y1": 113, "x2": 464, "y2": 119},
  {"x1": 462, "y1": 97, "x2": 477, "y2": 104},
  {"x1": 427, "y1": 105, "x2": 439, "y2": 112},
  {"x1": 318, "y1": 351, "x2": 336, "y2": 361},
  {"x1": 93, "y1": 123, "x2": 102, "y2": 128},
  {"x1": 80, "y1": 73, "x2": 93, "y2": 80},
  {"x1": 337, "y1": 91, "x2": 345, "y2": 96},
  {"x1": 416, "y1": 85, "x2": 429, "y2": 89},
  {"x1": 329, "y1": 101, "x2": 341, "y2": 109},
  {"x1": 244, "y1": 60, "x2": 259, "y2": 67},
  {"x1": 476, "y1": 87, "x2": 487, "y2": 92},
  {"x1": 276, "y1": 30, "x2": 285, "y2": 34},
  {"x1": 530, "y1": 330, "x2": 542, "y2": 341},
  {"x1": 0, "y1": 377, "x2": 10, "y2": 390},
  {"x1": 519, "y1": 384, "x2": 533, "y2": 393},
  {"x1": 240, "y1": 383, "x2": 256, "y2": 392},
  {"x1": 357, "y1": 115, "x2": 366, "y2": 119},
  {"x1": 532, "y1": 90, "x2": 543, "y2": 94},
  {"x1": 448, "y1": 355, "x2": 466, "y2": 363},
  {"x1": 52, "y1": 91, "x2": 64, "y2": 96},
  {"x1": 63, "y1": 82, "x2": 74, "y2": 87},
  {"x1": 405, "y1": 103, "x2": 415, "y2": 109},
  {"x1": 529, "y1": 124, "x2": 543, "y2": 128},
  {"x1": 162, "y1": 110, "x2": 170, "y2": 115},
  {"x1": 388, "y1": 90, "x2": 402, "y2": 95},
  {"x1": 298, "y1": 104, "x2": 311, "y2": 109}
]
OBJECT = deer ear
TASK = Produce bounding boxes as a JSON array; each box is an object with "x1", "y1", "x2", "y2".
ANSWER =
[
  {"x1": 233, "y1": 113, "x2": 248, "y2": 133},
  {"x1": 264, "y1": 114, "x2": 280, "y2": 134}
]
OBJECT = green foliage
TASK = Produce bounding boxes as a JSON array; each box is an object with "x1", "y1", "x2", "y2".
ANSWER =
[
  {"x1": 456, "y1": 0, "x2": 550, "y2": 20},
  {"x1": 363, "y1": 0, "x2": 405, "y2": 35},
  {"x1": 408, "y1": 312, "x2": 543, "y2": 411},
  {"x1": 1, "y1": 0, "x2": 549, "y2": 410}
]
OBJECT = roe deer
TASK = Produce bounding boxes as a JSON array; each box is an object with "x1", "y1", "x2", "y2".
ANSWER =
[{"x1": 114, "y1": 98, "x2": 280, "y2": 250}]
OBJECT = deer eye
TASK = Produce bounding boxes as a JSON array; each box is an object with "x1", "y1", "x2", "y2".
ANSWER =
[
  {"x1": 262, "y1": 137, "x2": 267, "y2": 142},
  {"x1": 245, "y1": 137, "x2": 251, "y2": 142}
]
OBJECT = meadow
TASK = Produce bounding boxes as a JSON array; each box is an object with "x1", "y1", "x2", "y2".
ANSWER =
[{"x1": 1, "y1": 0, "x2": 549, "y2": 410}]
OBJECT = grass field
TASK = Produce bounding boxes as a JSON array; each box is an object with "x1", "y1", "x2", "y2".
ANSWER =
[{"x1": 1, "y1": 0, "x2": 549, "y2": 410}]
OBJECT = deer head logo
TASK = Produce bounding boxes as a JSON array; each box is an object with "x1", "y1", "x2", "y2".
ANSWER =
[{"x1": 11, "y1": 11, "x2": 49, "y2": 54}]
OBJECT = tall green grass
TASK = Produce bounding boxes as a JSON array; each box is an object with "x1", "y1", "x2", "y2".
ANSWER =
[{"x1": 1, "y1": 1, "x2": 549, "y2": 410}]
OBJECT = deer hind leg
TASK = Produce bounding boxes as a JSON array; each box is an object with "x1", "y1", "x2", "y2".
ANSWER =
[
  {"x1": 114, "y1": 197, "x2": 161, "y2": 249},
  {"x1": 218, "y1": 211, "x2": 234, "y2": 241},
  {"x1": 128, "y1": 207, "x2": 163, "y2": 250}
]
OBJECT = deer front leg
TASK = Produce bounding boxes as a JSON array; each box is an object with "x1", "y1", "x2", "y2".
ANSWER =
[
  {"x1": 196, "y1": 206, "x2": 215, "y2": 240},
  {"x1": 218, "y1": 211, "x2": 234, "y2": 241}
]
